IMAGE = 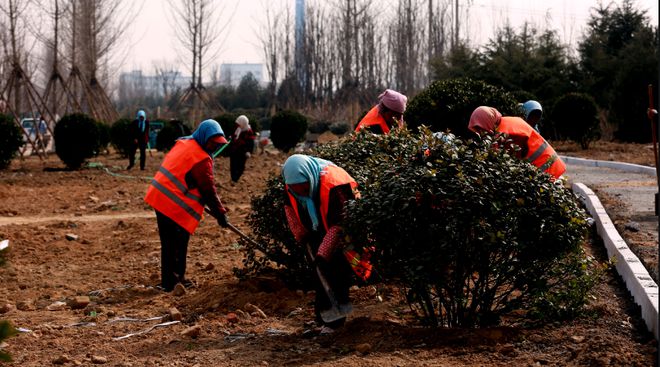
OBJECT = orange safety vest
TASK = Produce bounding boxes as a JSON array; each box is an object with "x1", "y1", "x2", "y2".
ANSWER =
[
  {"x1": 355, "y1": 105, "x2": 390, "y2": 134},
  {"x1": 497, "y1": 116, "x2": 566, "y2": 180},
  {"x1": 286, "y1": 165, "x2": 372, "y2": 280},
  {"x1": 144, "y1": 139, "x2": 209, "y2": 234},
  {"x1": 286, "y1": 164, "x2": 359, "y2": 232}
]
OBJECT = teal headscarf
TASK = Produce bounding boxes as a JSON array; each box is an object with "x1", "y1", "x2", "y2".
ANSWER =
[
  {"x1": 136, "y1": 110, "x2": 147, "y2": 132},
  {"x1": 282, "y1": 154, "x2": 333, "y2": 231},
  {"x1": 180, "y1": 119, "x2": 226, "y2": 156}
]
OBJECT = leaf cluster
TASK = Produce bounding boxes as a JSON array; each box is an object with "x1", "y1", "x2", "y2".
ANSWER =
[
  {"x1": 0, "y1": 114, "x2": 23, "y2": 170},
  {"x1": 55, "y1": 113, "x2": 101, "y2": 169}
]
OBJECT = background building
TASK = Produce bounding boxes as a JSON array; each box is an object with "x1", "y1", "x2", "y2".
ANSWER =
[{"x1": 219, "y1": 63, "x2": 263, "y2": 87}]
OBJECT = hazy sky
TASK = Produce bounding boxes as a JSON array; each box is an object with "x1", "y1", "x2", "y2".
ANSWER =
[{"x1": 123, "y1": 0, "x2": 660, "y2": 76}]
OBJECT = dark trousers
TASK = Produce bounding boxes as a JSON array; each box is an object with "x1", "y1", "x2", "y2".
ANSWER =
[
  {"x1": 230, "y1": 154, "x2": 247, "y2": 183},
  {"x1": 313, "y1": 243, "x2": 353, "y2": 329},
  {"x1": 156, "y1": 210, "x2": 190, "y2": 291},
  {"x1": 128, "y1": 142, "x2": 147, "y2": 170}
]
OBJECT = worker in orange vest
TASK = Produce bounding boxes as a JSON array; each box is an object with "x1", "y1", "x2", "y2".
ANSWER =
[
  {"x1": 282, "y1": 154, "x2": 368, "y2": 334},
  {"x1": 355, "y1": 89, "x2": 408, "y2": 134},
  {"x1": 468, "y1": 106, "x2": 566, "y2": 180},
  {"x1": 144, "y1": 119, "x2": 231, "y2": 292}
]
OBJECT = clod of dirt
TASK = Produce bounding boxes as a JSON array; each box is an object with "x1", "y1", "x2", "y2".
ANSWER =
[
  {"x1": 181, "y1": 325, "x2": 201, "y2": 338},
  {"x1": 624, "y1": 221, "x2": 641, "y2": 232},
  {"x1": 226, "y1": 312, "x2": 239, "y2": 324},
  {"x1": 355, "y1": 343, "x2": 372, "y2": 354},
  {"x1": 0, "y1": 303, "x2": 14, "y2": 314},
  {"x1": 245, "y1": 303, "x2": 267, "y2": 319},
  {"x1": 47, "y1": 301, "x2": 67, "y2": 311},
  {"x1": 172, "y1": 283, "x2": 186, "y2": 297},
  {"x1": 91, "y1": 355, "x2": 108, "y2": 364},
  {"x1": 169, "y1": 307, "x2": 183, "y2": 321},
  {"x1": 52, "y1": 354, "x2": 71, "y2": 365},
  {"x1": 68, "y1": 296, "x2": 90, "y2": 309}
]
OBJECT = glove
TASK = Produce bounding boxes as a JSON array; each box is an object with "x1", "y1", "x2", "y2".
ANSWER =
[
  {"x1": 217, "y1": 213, "x2": 229, "y2": 228},
  {"x1": 245, "y1": 152, "x2": 251, "y2": 159}
]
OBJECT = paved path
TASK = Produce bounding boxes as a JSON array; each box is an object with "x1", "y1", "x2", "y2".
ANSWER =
[{"x1": 565, "y1": 162, "x2": 657, "y2": 242}]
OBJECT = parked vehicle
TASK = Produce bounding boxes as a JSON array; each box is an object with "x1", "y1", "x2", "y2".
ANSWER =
[
  {"x1": 149, "y1": 121, "x2": 164, "y2": 148},
  {"x1": 21, "y1": 118, "x2": 51, "y2": 148}
]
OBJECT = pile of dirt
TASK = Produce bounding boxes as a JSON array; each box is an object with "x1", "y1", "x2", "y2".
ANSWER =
[{"x1": 0, "y1": 146, "x2": 656, "y2": 365}]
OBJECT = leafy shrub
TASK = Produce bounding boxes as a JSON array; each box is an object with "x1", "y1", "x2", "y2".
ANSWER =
[
  {"x1": 54, "y1": 113, "x2": 100, "y2": 169},
  {"x1": 96, "y1": 121, "x2": 111, "y2": 154},
  {"x1": 270, "y1": 110, "x2": 308, "y2": 152},
  {"x1": 405, "y1": 78, "x2": 519, "y2": 138},
  {"x1": 551, "y1": 93, "x2": 600, "y2": 149},
  {"x1": 0, "y1": 114, "x2": 23, "y2": 169},
  {"x1": 344, "y1": 128, "x2": 590, "y2": 327},
  {"x1": 0, "y1": 320, "x2": 16, "y2": 361},
  {"x1": 109, "y1": 118, "x2": 132, "y2": 157},
  {"x1": 242, "y1": 128, "x2": 593, "y2": 327},
  {"x1": 156, "y1": 120, "x2": 191, "y2": 152},
  {"x1": 308, "y1": 120, "x2": 331, "y2": 134},
  {"x1": 214, "y1": 113, "x2": 240, "y2": 138},
  {"x1": 329, "y1": 122, "x2": 350, "y2": 135}
]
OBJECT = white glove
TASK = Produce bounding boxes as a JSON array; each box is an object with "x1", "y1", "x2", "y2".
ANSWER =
[{"x1": 245, "y1": 152, "x2": 251, "y2": 159}]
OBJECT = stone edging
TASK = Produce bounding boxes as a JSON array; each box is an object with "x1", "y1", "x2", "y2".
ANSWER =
[
  {"x1": 560, "y1": 155, "x2": 657, "y2": 176},
  {"x1": 572, "y1": 182, "x2": 658, "y2": 340}
]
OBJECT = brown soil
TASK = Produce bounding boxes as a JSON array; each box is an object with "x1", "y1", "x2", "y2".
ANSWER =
[{"x1": 0, "y1": 146, "x2": 656, "y2": 366}]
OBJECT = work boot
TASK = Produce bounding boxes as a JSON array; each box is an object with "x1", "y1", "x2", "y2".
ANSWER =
[{"x1": 126, "y1": 164, "x2": 134, "y2": 171}]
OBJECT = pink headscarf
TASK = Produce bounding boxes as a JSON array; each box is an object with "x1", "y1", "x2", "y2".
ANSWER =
[
  {"x1": 378, "y1": 89, "x2": 407, "y2": 114},
  {"x1": 468, "y1": 106, "x2": 502, "y2": 133}
]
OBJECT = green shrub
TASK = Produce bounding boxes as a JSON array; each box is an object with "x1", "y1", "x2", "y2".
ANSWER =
[
  {"x1": 344, "y1": 128, "x2": 590, "y2": 327},
  {"x1": 214, "y1": 113, "x2": 240, "y2": 139},
  {"x1": 156, "y1": 120, "x2": 191, "y2": 152},
  {"x1": 0, "y1": 114, "x2": 23, "y2": 169},
  {"x1": 551, "y1": 93, "x2": 600, "y2": 149},
  {"x1": 308, "y1": 120, "x2": 330, "y2": 134},
  {"x1": 0, "y1": 320, "x2": 16, "y2": 361},
  {"x1": 109, "y1": 118, "x2": 132, "y2": 157},
  {"x1": 329, "y1": 122, "x2": 350, "y2": 135},
  {"x1": 241, "y1": 128, "x2": 593, "y2": 327},
  {"x1": 55, "y1": 113, "x2": 100, "y2": 169},
  {"x1": 96, "y1": 121, "x2": 111, "y2": 154},
  {"x1": 270, "y1": 110, "x2": 308, "y2": 152},
  {"x1": 405, "y1": 78, "x2": 519, "y2": 138}
]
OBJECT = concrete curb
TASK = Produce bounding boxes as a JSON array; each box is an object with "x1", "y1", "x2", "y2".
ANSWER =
[
  {"x1": 572, "y1": 182, "x2": 658, "y2": 340},
  {"x1": 561, "y1": 155, "x2": 657, "y2": 176}
]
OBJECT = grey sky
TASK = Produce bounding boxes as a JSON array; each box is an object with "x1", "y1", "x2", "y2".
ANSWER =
[{"x1": 123, "y1": 0, "x2": 660, "y2": 76}]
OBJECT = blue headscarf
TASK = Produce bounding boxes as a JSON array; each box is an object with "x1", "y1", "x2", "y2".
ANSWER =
[
  {"x1": 136, "y1": 110, "x2": 147, "y2": 132},
  {"x1": 282, "y1": 154, "x2": 333, "y2": 231},
  {"x1": 180, "y1": 119, "x2": 226, "y2": 156}
]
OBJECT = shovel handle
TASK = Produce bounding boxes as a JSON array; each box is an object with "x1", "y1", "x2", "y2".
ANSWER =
[{"x1": 304, "y1": 242, "x2": 342, "y2": 313}]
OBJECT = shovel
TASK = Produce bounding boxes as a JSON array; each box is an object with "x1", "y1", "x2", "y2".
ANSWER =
[{"x1": 303, "y1": 242, "x2": 352, "y2": 323}]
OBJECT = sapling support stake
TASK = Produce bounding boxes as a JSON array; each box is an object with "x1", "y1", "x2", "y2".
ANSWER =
[{"x1": 648, "y1": 84, "x2": 660, "y2": 362}]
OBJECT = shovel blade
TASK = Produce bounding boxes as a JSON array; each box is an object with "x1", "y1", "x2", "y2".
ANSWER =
[{"x1": 319, "y1": 302, "x2": 353, "y2": 323}]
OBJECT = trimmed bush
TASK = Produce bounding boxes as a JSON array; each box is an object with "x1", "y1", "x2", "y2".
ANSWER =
[
  {"x1": 405, "y1": 78, "x2": 519, "y2": 138},
  {"x1": 552, "y1": 93, "x2": 600, "y2": 149},
  {"x1": 96, "y1": 121, "x2": 111, "y2": 154},
  {"x1": 329, "y1": 122, "x2": 350, "y2": 135},
  {"x1": 0, "y1": 114, "x2": 23, "y2": 169},
  {"x1": 156, "y1": 120, "x2": 191, "y2": 152},
  {"x1": 54, "y1": 113, "x2": 100, "y2": 169},
  {"x1": 109, "y1": 118, "x2": 132, "y2": 157},
  {"x1": 241, "y1": 128, "x2": 594, "y2": 327},
  {"x1": 214, "y1": 113, "x2": 240, "y2": 139},
  {"x1": 308, "y1": 120, "x2": 331, "y2": 134},
  {"x1": 0, "y1": 320, "x2": 16, "y2": 361},
  {"x1": 270, "y1": 110, "x2": 308, "y2": 152}
]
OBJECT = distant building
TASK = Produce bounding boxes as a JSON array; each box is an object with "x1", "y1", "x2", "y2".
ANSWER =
[
  {"x1": 118, "y1": 70, "x2": 192, "y2": 100},
  {"x1": 219, "y1": 63, "x2": 263, "y2": 87}
]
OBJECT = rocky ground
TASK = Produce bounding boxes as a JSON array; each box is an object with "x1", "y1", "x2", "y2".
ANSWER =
[{"x1": 0, "y1": 142, "x2": 656, "y2": 366}]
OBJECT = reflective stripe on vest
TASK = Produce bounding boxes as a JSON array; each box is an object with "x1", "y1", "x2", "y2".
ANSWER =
[
  {"x1": 497, "y1": 117, "x2": 566, "y2": 180},
  {"x1": 355, "y1": 105, "x2": 390, "y2": 134},
  {"x1": 286, "y1": 164, "x2": 359, "y2": 232},
  {"x1": 144, "y1": 139, "x2": 209, "y2": 233}
]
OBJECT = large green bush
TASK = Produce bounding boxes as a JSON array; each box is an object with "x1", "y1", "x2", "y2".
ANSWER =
[
  {"x1": 551, "y1": 93, "x2": 600, "y2": 149},
  {"x1": 0, "y1": 114, "x2": 23, "y2": 169},
  {"x1": 54, "y1": 113, "x2": 100, "y2": 169},
  {"x1": 270, "y1": 110, "x2": 308, "y2": 152},
  {"x1": 405, "y1": 78, "x2": 519, "y2": 138},
  {"x1": 156, "y1": 120, "x2": 191, "y2": 152},
  {"x1": 344, "y1": 129, "x2": 591, "y2": 327},
  {"x1": 109, "y1": 118, "x2": 132, "y2": 157},
  {"x1": 242, "y1": 128, "x2": 595, "y2": 327}
]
